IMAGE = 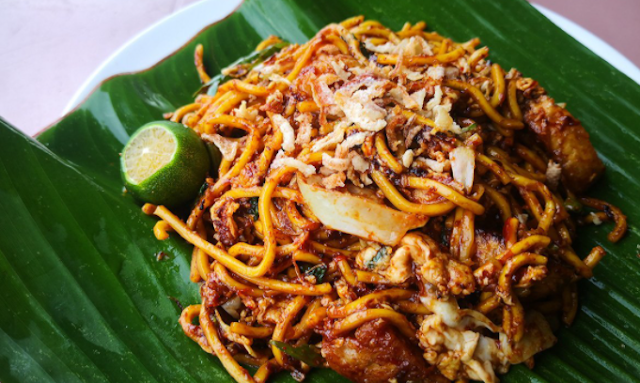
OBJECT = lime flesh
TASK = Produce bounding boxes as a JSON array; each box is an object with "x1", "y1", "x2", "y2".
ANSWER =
[
  {"x1": 124, "y1": 126, "x2": 177, "y2": 184},
  {"x1": 121, "y1": 121, "x2": 211, "y2": 207}
]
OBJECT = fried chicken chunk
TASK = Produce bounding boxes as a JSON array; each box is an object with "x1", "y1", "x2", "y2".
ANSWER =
[
  {"x1": 524, "y1": 95, "x2": 604, "y2": 192},
  {"x1": 322, "y1": 319, "x2": 434, "y2": 383}
]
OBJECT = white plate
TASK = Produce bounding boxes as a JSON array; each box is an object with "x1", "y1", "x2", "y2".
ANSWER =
[{"x1": 63, "y1": 1, "x2": 640, "y2": 114}]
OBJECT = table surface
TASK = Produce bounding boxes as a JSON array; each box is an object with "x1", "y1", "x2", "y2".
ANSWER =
[{"x1": 1, "y1": 0, "x2": 639, "y2": 136}]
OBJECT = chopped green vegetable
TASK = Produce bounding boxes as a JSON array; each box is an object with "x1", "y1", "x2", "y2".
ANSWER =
[
  {"x1": 248, "y1": 197, "x2": 259, "y2": 219},
  {"x1": 367, "y1": 246, "x2": 389, "y2": 270},
  {"x1": 270, "y1": 341, "x2": 325, "y2": 367},
  {"x1": 440, "y1": 228, "x2": 450, "y2": 247},
  {"x1": 196, "y1": 41, "x2": 290, "y2": 96},
  {"x1": 303, "y1": 264, "x2": 327, "y2": 283},
  {"x1": 198, "y1": 181, "x2": 208, "y2": 196},
  {"x1": 359, "y1": 38, "x2": 374, "y2": 59},
  {"x1": 564, "y1": 196, "x2": 584, "y2": 213},
  {"x1": 460, "y1": 123, "x2": 477, "y2": 133}
]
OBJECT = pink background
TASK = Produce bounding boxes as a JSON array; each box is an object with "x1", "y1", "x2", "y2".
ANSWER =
[{"x1": 1, "y1": 0, "x2": 639, "y2": 136}]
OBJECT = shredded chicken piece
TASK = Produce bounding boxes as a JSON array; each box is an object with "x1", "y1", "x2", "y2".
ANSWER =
[
  {"x1": 271, "y1": 114, "x2": 296, "y2": 152},
  {"x1": 404, "y1": 68, "x2": 425, "y2": 81},
  {"x1": 341, "y1": 131, "x2": 371, "y2": 150},
  {"x1": 334, "y1": 76, "x2": 388, "y2": 131},
  {"x1": 389, "y1": 87, "x2": 420, "y2": 110},
  {"x1": 233, "y1": 100, "x2": 258, "y2": 121},
  {"x1": 322, "y1": 153, "x2": 350, "y2": 172},
  {"x1": 263, "y1": 89, "x2": 284, "y2": 113},
  {"x1": 323, "y1": 319, "x2": 433, "y2": 383},
  {"x1": 312, "y1": 74, "x2": 342, "y2": 116},
  {"x1": 426, "y1": 85, "x2": 444, "y2": 111},
  {"x1": 331, "y1": 60, "x2": 351, "y2": 81},
  {"x1": 311, "y1": 122, "x2": 347, "y2": 152},
  {"x1": 426, "y1": 66, "x2": 445, "y2": 81},
  {"x1": 271, "y1": 150, "x2": 316, "y2": 176},
  {"x1": 402, "y1": 149, "x2": 415, "y2": 168},
  {"x1": 433, "y1": 103, "x2": 462, "y2": 134},
  {"x1": 295, "y1": 112, "x2": 314, "y2": 145},
  {"x1": 349, "y1": 151, "x2": 370, "y2": 172},
  {"x1": 410, "y1": 89, "x2": 427, "y2": 108},
  {"x1": 322, "y1": 171, "x2": 346, "y2": 189},
  {"x1": 405, "y1": 125, "x2": 423, "y2": 147}
]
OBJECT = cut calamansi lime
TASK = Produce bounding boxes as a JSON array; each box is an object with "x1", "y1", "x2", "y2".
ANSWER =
[{"x1": 121, "y1": 121, "x2": 211, "y2": 207}]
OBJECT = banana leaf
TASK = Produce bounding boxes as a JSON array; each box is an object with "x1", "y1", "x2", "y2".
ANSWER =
[{"x1": 2, "y1": 0, "x2": 640, "y2": 382}]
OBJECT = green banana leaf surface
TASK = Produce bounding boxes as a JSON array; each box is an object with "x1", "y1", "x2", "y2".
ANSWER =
[{"x1": 2, "y1": 0, "x2": 640, "y2": 382}]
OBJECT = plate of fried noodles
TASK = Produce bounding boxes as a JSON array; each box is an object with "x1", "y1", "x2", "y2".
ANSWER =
[
  {"x1": 141, "y1": 15, "x2": 628, "y2": 383},
  {"x1": 1, "y1": 0, "x2": 639, "y2": 383}
]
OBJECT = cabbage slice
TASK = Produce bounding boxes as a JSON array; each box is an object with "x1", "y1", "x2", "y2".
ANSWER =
[{"x1": 298, "y1": 176, "x2": 428, "y2": 246}]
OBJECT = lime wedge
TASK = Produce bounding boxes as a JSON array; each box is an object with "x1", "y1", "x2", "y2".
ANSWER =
[{"x1": 121, "y1": 121, "x2": 211, "y2": 207}]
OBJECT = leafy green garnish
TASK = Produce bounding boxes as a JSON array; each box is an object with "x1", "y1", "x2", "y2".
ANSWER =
[
  {"x1": 198, "y1": 181, "x2": 209, "y2": 196},
  {"x1": 270, "y1": 341, "x2": 325, "y2": 367},
  {"x1": 303, "y1": 264, "x2": 327, "y2": 283},
  {"x1": 248, "y1": 197, "x2": 259, "y2": 219},
  {"x1": 196, "y1": 41, "x2": 290, "y2": 96},
  {"x1": 460, "y1": 123, "x2": 478, "y2": 133},
  {"x1": 564, "y1": 196, "x2": 583, "y2": 213},
  {"x1": 367, "y1": 247, "x2": 388, "y2": 270},
  {"x1": 440, "y1": 228, "x2": 450, "y2": 247},
  {"x1": 358, "y1": 38, "x2": 374, "y2": 59}
]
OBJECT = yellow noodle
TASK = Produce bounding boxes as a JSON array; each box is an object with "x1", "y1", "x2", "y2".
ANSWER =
[
  {"x1": 255, "y1": 35, "x2": 282, "y2": 51},
  {"x1": 326, "y1": 35, "x2": 349, "y2": 54},
  {"x1": 405, "y1": 176, "x2": 485, "y2": 215},
  {"x1": 271, "y1": 296, "x2": 307, "y2": 365},
  {"x1": 200, "y1": 305, "x2": 256, "y2": 383},
  {"x1": 240, "y1": 274, "x2": 332, "y2": 296},
  {"x1": 336, "y1": 258, "x2": 358, "y2": 286},
  {"x1": 329, "y1": 289, "x2": 414, "y2": 318},
  {"x1": 171, "y1": 103, "x2": 201, "y2": 123},
  {"x1": 498, "y1": 253, "x2": 547, "y2": 305},
  {"x1": 490, "y1": 64, "x2": 506, "y2": 108},
  {"x1": 444, "y1": 79, "x2": 524, "y2": 129},
  {"x1": 153, "y1": 220, "x2": 172, "y2": 240},
  {"x1": 332, "y1": 309, "x2": 415, "y2": 339},
  {"x1": 372, "y1": 170, "x2": 456, "y2": 216},
  {"x1": 375, "y1": 132, "x2": 404, "y2": 173},
  {"x1": 507, "y1": 79, "x2": 523, "y2": 121},
  {"x1": 194, "y1": 44, "x2": 211, "y2": 83},
  {"x1": 483, "y1": 184, "x2": 512, "y2": 222},
  {"x1": 377, "y1": 47, "x2": 465, "y2": 66},
  {"x1": 179, "y1": 305, "x2": 212, "y2": 353},
  {"x1": 214, "y1": 263, "x2": 265, "y2": 297}
]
